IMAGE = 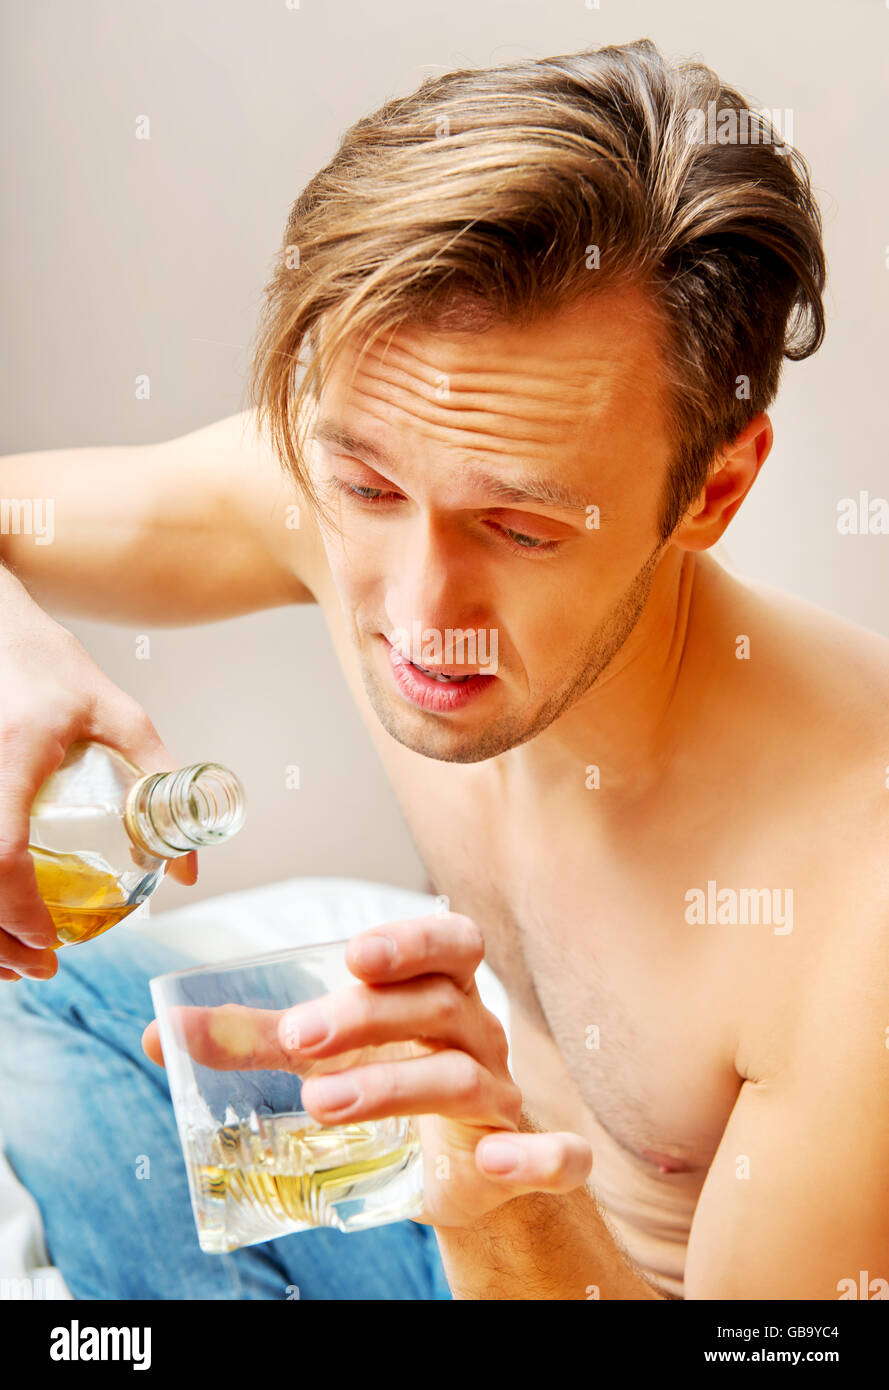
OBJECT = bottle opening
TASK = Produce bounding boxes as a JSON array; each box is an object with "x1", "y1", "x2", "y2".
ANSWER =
[
  {"x1": 182, "y1": 767, "x2": 246, "y2": 842},
  {"x1": 126, "y1": 763, "x2": 246, "y2": 857}
]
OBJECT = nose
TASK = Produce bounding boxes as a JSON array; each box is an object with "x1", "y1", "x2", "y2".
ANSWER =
[{"x1": 383, "y1": 511, "x2": 483, "y2": 642}]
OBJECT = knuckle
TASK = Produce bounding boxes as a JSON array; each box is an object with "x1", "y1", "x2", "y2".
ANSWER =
[
  {"x1": 452, "y1": 1053, "x2": 485, "y2": 1106},
  {"x1": 453, "y1": 914, "x2": 485, "y2": 961},
  {"x1": 0, "y1": 707, "x2": 78, "y2": 767},
  {"x1": 486, "y1": 1013, "x2": 511, "y2": 1066},
  {"x1": 124, "y1": 703, "x2": 159, "y2": 741},
  {"x1": 0, "y1": 837, "x2": 30, "y2": 874},
  {"x1": 416, "y1": 917, "x2": 437, "y2": 959},
  {"x1": 348, "y1": 986, "x2": 376, "y2": 1036},
  {"x1": 430, "y1": 979, "x2": 463, "y2": 1029},
  {"x1": 382, "y1": 1059, "x2": 406, "y2": 1106}
]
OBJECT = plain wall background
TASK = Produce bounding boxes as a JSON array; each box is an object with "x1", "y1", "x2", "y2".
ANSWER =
[{"x1": 2, "y1": 0, "x2": 887, "y2": 913}]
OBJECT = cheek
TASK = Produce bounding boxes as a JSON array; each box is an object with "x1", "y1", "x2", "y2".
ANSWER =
[
  {"x1": 322, "y1": 524, "x2": 374, "y2": 590},
  {"x1": 509, "y1": 568, "x2": 614, "y2": 669},
  {"x1": 320, "y1": 536, "x2": 371, "y2": 622}
]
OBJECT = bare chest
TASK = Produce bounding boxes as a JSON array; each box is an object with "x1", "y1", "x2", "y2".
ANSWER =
[{"x1": 383, "y1": 761, "x2": 840, "y2": 1179}]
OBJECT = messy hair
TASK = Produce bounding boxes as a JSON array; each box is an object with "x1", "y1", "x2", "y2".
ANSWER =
[{"x1": 249, "y1": 38, "x2": 826, "y2": 541}]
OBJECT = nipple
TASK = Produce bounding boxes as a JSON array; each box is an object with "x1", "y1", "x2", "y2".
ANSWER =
[{"x1": 641, "y1": 1148, "x2": 692, "y2": 1175}]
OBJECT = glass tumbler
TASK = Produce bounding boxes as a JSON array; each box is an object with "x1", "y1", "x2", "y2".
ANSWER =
[{"x1": 150, "y1": 939, "x2": 424, "y2": 1253}]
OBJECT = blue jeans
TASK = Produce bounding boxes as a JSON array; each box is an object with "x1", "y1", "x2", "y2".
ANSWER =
[{"x1": 0, "y1": 932, "x2": 451, "y2": 1300}]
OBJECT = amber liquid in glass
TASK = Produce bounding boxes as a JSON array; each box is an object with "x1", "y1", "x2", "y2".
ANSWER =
[{"x1": 193, "y1": 1113, "x2": 421, "y2": 1250}]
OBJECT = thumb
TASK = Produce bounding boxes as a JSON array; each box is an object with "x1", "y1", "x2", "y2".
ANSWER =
[
  {"x1": 141, "y1": 1020, "x2": 165, "y2": 1068},
  {"x1": 165, "y1": 849, "x2": 198, "y2": 886},
  {"x1": 475, "y1": 1130, "x2": 593, "y2": 1196}
]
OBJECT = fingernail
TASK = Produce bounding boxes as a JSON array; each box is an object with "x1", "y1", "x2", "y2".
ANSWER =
[
  {"x1": 279, "y1": 1003, "x2": 330, "y2": 1051},
  {"x1": 310, "y1": 1075, "x2": 359, "y2": 1112},
  {"x1": 479, "y1": 1138, "x2": 521, "y2": 1174},
  {"x1": 350, "y1": 935, "x2": 396, "y2": 972}
]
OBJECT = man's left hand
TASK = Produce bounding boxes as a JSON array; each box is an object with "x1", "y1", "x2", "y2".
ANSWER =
[{"x1": 141, "y1": 911, "x2": 593, "y2": 1228}]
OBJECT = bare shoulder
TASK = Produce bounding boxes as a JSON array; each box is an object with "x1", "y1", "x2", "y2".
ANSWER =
[
  {"x1": 748, "y1": 569, "x2": 889, "y2": 745},
  {"x1": 698, "y1": 552, "x2": 889, "y2": 742},
  {"x1": 702, "y1": 554, "x2": 889, "y2": 881}
]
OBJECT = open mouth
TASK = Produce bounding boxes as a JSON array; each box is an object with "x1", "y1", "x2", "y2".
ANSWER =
[
  {"x1": 383, "y1": 637, "x2": 495, "y2": 712},
  {"x1": 405, "y1": 660, "x2": 474, "y2": 684}
]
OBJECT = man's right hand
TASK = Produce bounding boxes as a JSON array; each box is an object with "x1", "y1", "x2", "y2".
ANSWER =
[
  {"x1": 0, "y1": 407, "x2": 320, "y2": 981},
  {"x1": 0, "y1": 566, "x2": 196, "y2": 983}
]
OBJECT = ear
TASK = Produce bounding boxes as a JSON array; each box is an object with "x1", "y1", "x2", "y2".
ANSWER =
[{"x1": 671, "y1": 413, "x2": 773, "y2": 552}]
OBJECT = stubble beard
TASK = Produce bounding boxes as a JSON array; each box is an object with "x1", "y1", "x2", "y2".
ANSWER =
[{"x1": 357, "y1": 541, "x2": 667, "y2": 764}]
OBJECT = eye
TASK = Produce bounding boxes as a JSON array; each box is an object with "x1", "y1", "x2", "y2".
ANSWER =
[
  {"x1": 501, "y1": 527, "x2": 558, "y2": 550},
  {"x1": 331, "y1": 479, "x2": 402, "y2": 503},
  {"x1": 486, "y1": 520, "x2": 562, "y2": 554},
  {"x1": 330, "y1": 478, "x2": 563, "y2": 554}
]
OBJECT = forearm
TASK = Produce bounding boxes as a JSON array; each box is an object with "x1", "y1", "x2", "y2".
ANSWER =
[{"x1": 433, "y1": 1114, "x2": 668, "y2": 1301}]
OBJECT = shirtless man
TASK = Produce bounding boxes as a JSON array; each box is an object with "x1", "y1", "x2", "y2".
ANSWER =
[{"x1": 1, "y1": 41, "x2": 887, "y2": 1301}]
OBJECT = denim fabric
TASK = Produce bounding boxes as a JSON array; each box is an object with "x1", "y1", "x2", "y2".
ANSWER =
[{"x1": 0, "y1": 932, "x2": 451, "y2": 1301}]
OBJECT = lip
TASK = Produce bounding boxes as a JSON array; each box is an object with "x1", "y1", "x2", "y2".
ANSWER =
[{"x1": 383, "y1": 638, "x2": 496, "y2": 713}]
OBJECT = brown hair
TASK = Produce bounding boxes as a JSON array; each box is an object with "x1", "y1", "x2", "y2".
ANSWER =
[{"x1": 249, "y1": 38, "x2": 826, "y2": 541}]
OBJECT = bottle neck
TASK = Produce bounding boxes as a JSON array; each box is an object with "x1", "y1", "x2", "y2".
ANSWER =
[{"x1": 124, "y1": 764, "x2": 245, "y2": 859}]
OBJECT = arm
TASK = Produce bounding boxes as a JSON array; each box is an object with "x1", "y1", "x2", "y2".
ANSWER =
[
  {"x1": 683, "y1": 934, "x2": 889, "y2": 1299},
  {"x1": 433, "y1": 1109, "x2": 667, "y2": 1300},
  {"x1": 0, "y1": 409, "x2": 318, "y2": 624}
]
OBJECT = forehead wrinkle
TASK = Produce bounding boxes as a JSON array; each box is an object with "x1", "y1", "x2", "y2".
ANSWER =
[
  {"x1": 346, "y1": 377, "x2": 582, "y2": 457},
  {"x1": 352, "y1": 334, "x2": 631, "y2": 420},
  {"x1": 341, "y1": 319, "x2": 646, "y2": 429},
  {"x1": 341, "y1": 350, "x2": 632, "y2": 469}
]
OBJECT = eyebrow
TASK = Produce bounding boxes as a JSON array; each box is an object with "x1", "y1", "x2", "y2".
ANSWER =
[{"x1": 313, "y1": 421, "x2": 594, "y2": 514}]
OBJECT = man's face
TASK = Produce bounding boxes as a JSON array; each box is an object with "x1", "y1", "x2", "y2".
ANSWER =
[{"x1": 309, "y1": 285, "x2": 675, "y2": 763}]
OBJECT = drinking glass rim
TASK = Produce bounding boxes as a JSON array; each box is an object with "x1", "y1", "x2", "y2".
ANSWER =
[{"x1": 148, "y1": 935, "x2": 354, "y2": 986}]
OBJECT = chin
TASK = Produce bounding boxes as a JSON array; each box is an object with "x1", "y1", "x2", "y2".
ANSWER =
[
  {"x1": 386, "y1": 723, "x2": 514, "y2": 764},
  {"x1": 366, "y1": 681, "x2": 536, "y2": 764}
]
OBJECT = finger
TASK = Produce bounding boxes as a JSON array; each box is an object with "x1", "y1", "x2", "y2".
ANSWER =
[
  {"x1": 474, "y1": 1130, "x2": 594, "y2": 1197},
  {"x1": 81, "y1": 697, "x2": 175, "y2": 777},
  {"x1": 0, "y1": 726, "x2": 67, "y2": 952},
  {"x1": 345, "y1": 913, "x2": 485, "y2": 992},
  {"x1": 300, "y1": 1048, "x2": 522, "y2": 1129},
  {"x1": 166, "y1": 851, "x2": 198, "y2": 886},
  {"x1": 278, "y1": 976, "x2": 508, "y2": 1073},
  {"x1": 0, "y1": 872, "x2": 60, "y2": 971},
  {"x1": 143, "y1": 1003, "x2": 313, "y2": 1073},
  {"x1": 0, "y1": 919, "x2": 59, "y2": 977},
  {"x1": 141, "y1": 1021, "x2": 164, "y2": 1066}
]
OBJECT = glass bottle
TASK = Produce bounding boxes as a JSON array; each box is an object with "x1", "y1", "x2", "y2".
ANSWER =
[{"x1": 28, "y1": 739, "x2": 246, "y2": 948}]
